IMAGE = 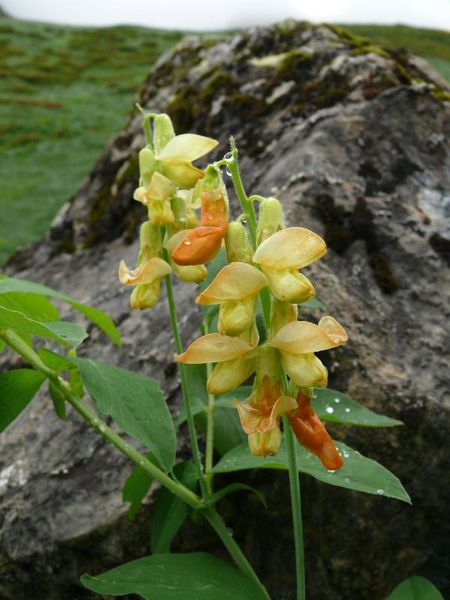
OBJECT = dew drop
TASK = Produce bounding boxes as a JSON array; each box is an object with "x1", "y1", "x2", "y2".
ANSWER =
[
  {"x1": 327, "y1": 469, "x2": 336, "y2": 473},
  {"x1": 344, "y1": 407, "x2": 351, "y2": 413},
  {"x1": 241, "y1": 219, "x2": 247, "y2": 225},
  {"x1": 184, "y1": 240, "x2": 192, "y2": 246},
  {"x1": 225, "y1": 166, "x2": 232, "y2": 177},
  {"x1": 344, "y1": 477, "x2": 351, "y2": 484},
  {"x1": 334, "y1": 398, "x2": 341, "y2": 404},
  {"x1": 376, "y1": 489, "x2": 384, "y2": 495},
  {"x1": 325, "y1": 406, "x2": 334, "y2": 414},
  {"x1": 223, "y1": 151, "x2": 233, "y2": 160}
]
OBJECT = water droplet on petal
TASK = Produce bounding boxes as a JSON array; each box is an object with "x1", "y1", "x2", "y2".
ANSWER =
[
  {"x1": 345, "y1": 407, "x2": 351, "y2": 413},
  {"x1": 376, "y1": 488, "x2": 384, "y2": 495},
  {"x1": 334, "y1": 398, "x2": 341, "y2": 404},
  {"x1": 326, "y1": 406, "x2": 334, "y2": 414},
  {"x1": 184, "y1": 240, "x2": 192, "y2": 246}
]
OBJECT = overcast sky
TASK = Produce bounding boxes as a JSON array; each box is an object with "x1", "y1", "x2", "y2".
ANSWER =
[{"x1": 3, "y1": 0, "x2": 450, "y2": 30}]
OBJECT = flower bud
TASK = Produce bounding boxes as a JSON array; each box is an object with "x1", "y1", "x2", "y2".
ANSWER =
[
  {"x1": 270, "y1": 300, "x2": 298, "y2": 337},
  {"x1": 256, "y1": 197, "x2": 284, "y2": 246},
  {"x1": 248, "y1": 427, "x2": 282, "y2": 457},
  {"x1": 225, "y1": 222, "x2": 253, "y2": 264},
  {"x1": 153, "y1": 113, "x2": 175, "y2": 156},
  {"x1": 138, "y1": 146, "x2": 156, "y2": 188}
]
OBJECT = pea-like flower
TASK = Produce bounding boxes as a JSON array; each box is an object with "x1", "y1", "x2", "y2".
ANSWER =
[
  {"x1": 119, "y1": 221, "x2": 171, "y2": 309},
  {"x1": 134, "y1": 172, "x2": 177, "y2": 225},
  {"x1": 289, "y1": 390, "x2": 343, "y2": 470},
  {"x1": 269, "y1": 316, "x2": 348, "y2": 388},
  {"x1": 177, "y1": 333, "x2": 257, "y2": 395},
  {"x1": 165, "y1": 230, "x2": 208, "y2": 283},
  {"x1": 196, "y1": 262, "x2": 268, "y2": 336},
  {"x1": 253, "y1": 227, "x2": 326, "y2": 303},
  {"x1": 235, "y1": 374, "x2": 297, "y2": 456}
]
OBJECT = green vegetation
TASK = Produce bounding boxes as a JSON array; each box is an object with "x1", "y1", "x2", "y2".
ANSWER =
[{"x1": 0, "y1": 16, "x2": 449, "y2": 265}]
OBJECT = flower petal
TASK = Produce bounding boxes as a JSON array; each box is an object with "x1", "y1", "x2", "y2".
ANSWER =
[
  {"x1": 269, "y1": 318, "x2": 347, "y2": 354},
  {"x1": 171, "y1": 226, "x2": 224, "y2": 266},
  {"x1": 281, "y1": 352, "x2": 328, "y2": 388},
  {"x1": 196, "y1": 262, "x2": 268, "y2": 304},
  {"x1": 253, "y1": 227, "x2": 326, "y2": 269},
  {"x1": 177, "y1": 333, "x2": 254, "y2": 364},
  {"x1": 119, "y1": 258, "x2": 171, "y2": 286},
  {"x1": 161, "y1": 162, "x2": 204, "y2": 189},
  {"x1": 158, "y1": 134, "x2": 218, "y2": 163},
  {"x1": 262, "y1": 267, "x2": 315, "y2": 304},
  {"x1": 207, "y1": 356, "x2": 256, "y2": 395}
]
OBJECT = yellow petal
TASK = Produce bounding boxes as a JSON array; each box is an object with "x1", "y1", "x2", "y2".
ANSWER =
[
  {"x1": 177, "y1": 333, "x2": 253, "y2": 364},
  {"x1": 269, "y1": 318, "x2": 347, "y2": 354},
  {"x1": 146, "y1": 172, "x2": 176, "y2": 202},
  {"x1": 248, "y1": 428, "x2": 281, "y2": 456},
  {"x1": 158, "y1": 134, "x2": 218, "y2": 163},
  {"x1": 196, "y1": 262, "x2": 268, "y2": 304},
  {"x1": 253, "y1": 227, "x2": 326, "y2": 269},
  {"x1": 161, "y1": 162, "x2": 204, "y2": 189},
  {"x1": 281, "y1": 352, "x2": 328, "y2": 388},
  {"x1": 130, "y1": 281, "x2": 160, "y2": 310},
  {"x1": 119, "y1": 257, "x2": 171, "y2": 286},
  {"x1": 207, "y1": 356, "x2": 256, "y2": 394},
  {"x1": 235, "y1": 395, "x2": 296, "y2": 434},
  {"x1": 218, "y1": 298, "x2": 256, "y2": 336},
  {"x1": 318, "y1": 316, "x2": 348, "y2": 345},
  {"x1": 173, "y1": 263, "x2": 208, "y2": 283},
  {"x1": 262, "y1": 267, "x2": 315, "y2": 304},
  {"x1": 270, "y1": 300, "x2": 298, "y2": 336},
  {"x1": 133, "y1": 186, "x2": 147, "y2": 205}
]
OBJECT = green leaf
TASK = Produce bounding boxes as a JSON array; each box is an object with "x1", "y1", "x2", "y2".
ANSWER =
[
  {"x1": 175, "y1": 395, "x2": 205, "y2": 427},
  {"x1": 301, "y1": 297, "x2": 326, "y2": 310},
  {"x1": 81, "y1": 553, "x2": 266, "y2": 599},
  {"x1": 386, "y1": 576, "x2": 444, "y2": 599},
  {"x1": 123, "y1": 453, "x2": 155, "y2": 519},
  {"x1": 212, "y1": 441, "x2": 411, "y2": 503},
  {"x1": 205, "y1": 483, "x2": 267, "y2": 508},
  {"x1": 74, "y1": 358, "x2": 176, "y2": 472},
  {"x1": 0, "y1": 291, "x2": 60, "y2": 321},
  {"x1": 38, "y1": 348, "x2": 72, "y2": 371},
  {"x1": 0, "y1": 369, "x2": 46, "y2": 432},
  {"x1": 0, "y1": 277, "x2": 121, "y2": 346},
  {"x1": 313, "y1": 388, "x2": 403, "y2": 427},
  {"x1": 0, "y1": 339, "x2": 5, "y2": 354},
  {"x1": 151, "y1": 462, "x2": 198, "y2": 554},
  {"x1": 0, "y1": 307, "x2": 88, "y2": 348}
]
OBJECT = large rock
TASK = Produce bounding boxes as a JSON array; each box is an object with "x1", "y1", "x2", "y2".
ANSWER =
[{"x1": 1, "y1": 21, "x2": 449, "y2": 600}]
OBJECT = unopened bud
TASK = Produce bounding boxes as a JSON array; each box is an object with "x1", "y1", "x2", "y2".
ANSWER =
[
  {"x1": 139, "y1": 147, "x2": 156, "y2": 188},
  {"x1": 225, "y1": 222, "x2": 253, "y2": 264},
  {"x1": 153, "y1": 113, "x2": 175, "y2": 156},
  {"x1": 256, "y1": 197, "x2": 284, "y2": 246},
  {"x1": 270, "y1": 299, "x2": 298, "y2": 336}
]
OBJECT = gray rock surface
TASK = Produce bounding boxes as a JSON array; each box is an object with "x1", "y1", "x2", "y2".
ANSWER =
[{"x1": 1, "y1": 21, "x2": 449, "y2": 600}]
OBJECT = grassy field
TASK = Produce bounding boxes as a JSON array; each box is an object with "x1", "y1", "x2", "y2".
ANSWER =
[{"x1": 0, "y1": 16, "x2": 449, "y2": 265}]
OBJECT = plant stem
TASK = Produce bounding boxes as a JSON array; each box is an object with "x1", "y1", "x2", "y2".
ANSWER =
[
  {"x1": 201, "y1": 321, "x2": 215, "y2": 494},
  {"x1": 227, "y1": 141, "x2": 306, "y2": 599},
  {"x1": 0, "y1": 329, "x2": 202, "y2": 510},
  {"x1": 205, "y1": 508, "x2": 270, "y2": 599},
  {"x1": 283, "y1": 416, "x2": 306, "y2": 600},
  {"x1": 162, "y1": 248, "x2": 209, "y2": 499}
]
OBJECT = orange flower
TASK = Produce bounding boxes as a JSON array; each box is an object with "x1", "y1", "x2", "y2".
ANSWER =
[
  {"x1": 171, "y1": 189, "x2": 228, "y2": 265},
  {"x1": 289, "y1": 390, "x2": 343, "y2": 470}
]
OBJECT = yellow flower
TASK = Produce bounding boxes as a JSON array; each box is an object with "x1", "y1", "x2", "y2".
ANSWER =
[
  {"x1": 134, "y1": 172, "x2": 177, "y2": 225},
  {"x1": 253, "y1": 227, "x2": 326, "y2": 303},
  {"x1": 195, "y1": 262, "x2": 268, "y2": 336},
  {"x1": 269, "y1": 316, "x2": 348, "y2": 387},
  {"x1": 177, "y1": 333, "x2": 257, "y2": 395}
]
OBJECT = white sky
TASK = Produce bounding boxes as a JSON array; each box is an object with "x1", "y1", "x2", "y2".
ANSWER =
[{"x1": 3, "y1": 0, "x2": 450, "y2": 30}]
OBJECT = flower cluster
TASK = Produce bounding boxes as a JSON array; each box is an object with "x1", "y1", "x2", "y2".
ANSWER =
[{"x1": 120, "y1": 113, "x2": 348, "y2": 470}]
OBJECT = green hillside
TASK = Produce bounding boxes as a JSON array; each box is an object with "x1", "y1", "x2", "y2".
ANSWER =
[{"x1": 0, "y1": 16, "x2": 449, "y2": 265}]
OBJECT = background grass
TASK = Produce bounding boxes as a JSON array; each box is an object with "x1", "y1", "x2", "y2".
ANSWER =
[{"x1": 0, "y1": 15, "x2": 449, "y2": 265}]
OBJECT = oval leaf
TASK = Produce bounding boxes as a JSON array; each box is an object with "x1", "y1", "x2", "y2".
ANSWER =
[
  {"x1": 0, "y1": 277, "x2": 121, "y2": 346},
  {"x1": 0, "y1": 291, "x2": 60, "y2": 321},
  {"x1": 81, "y1": 553, "x2": 266, "y2": 600},
  {"x1": 74, "y1": 358, "x2": 176, "y2": 472},
  {"x1": 0, "y1": 369, "x2": 45, "y2": 432},
  {"x1": 313, "y1": 388, "x2": 403, "y2": 427},
  {"x1": 387, "y1": 576, "x2": 444, "y2": 600},
  {"x1": 212, "y1": 441, "x2": 411, "y2": 503}
]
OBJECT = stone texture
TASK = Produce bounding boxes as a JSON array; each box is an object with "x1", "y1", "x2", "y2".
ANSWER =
[{"x1": 1, "y1": 20, "x2": 449, "y2": 600}]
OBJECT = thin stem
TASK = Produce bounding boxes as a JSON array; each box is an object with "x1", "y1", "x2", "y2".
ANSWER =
[
  {"x1": 283, "y1": 416, "x2": 306, "y2": 600},
  {"x1": 162, "y1": 247, "x2": 209, "y2": 499},
  {"x1": 201, "y1": 321, "x2": 215, "y2": 494},
  {"x1": 0, "y1": 329, "x2": 202, "y2": 510},
  {"x1": 205, "y1": 508, "x2": 270, "y2": 599}
]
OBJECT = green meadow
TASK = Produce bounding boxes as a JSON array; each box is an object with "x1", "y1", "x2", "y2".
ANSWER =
[{"x1": 0, "y1": 15, "x2": 449, "y2": 265}]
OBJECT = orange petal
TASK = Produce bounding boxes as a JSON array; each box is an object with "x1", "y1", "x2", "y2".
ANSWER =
[
  {"x1": 119, "y1": 258, "x2": 171, "y2": 286},
  {"x1": 253, "y1": 227, "x2": 326, "y2": 270},
  {"x1": 177, "y1": 333, "x2": 253, "y2": 364},
  {"x1": 171, "y1": 226, "x2": 224, "y2": 266},
  {"x1": 269, "y1": 318, "x2": 347, "y2": 354},
  {"x1": 196, "y1": 262, "x2": 268, "y2": 304}
]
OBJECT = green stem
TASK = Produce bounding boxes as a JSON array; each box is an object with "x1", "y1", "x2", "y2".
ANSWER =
[
  {"x1": 227, "y1": 141, "x2": 306, "y2": 599},
  {"x1": 162, "y1": 247, "x2": 209, "y2": 500},
  {"x1": 283, "y1": 416, "x2": 306, "y2": 600},
  {"x1": 201, "y1": 321, "x2": 215, "y2": 494},
  {"x1": 0, "y1": 329, "x2": 202, "y2": 510},
  {"x1": 205, "y1": 508, "x2": 270, "y2": 599}
]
